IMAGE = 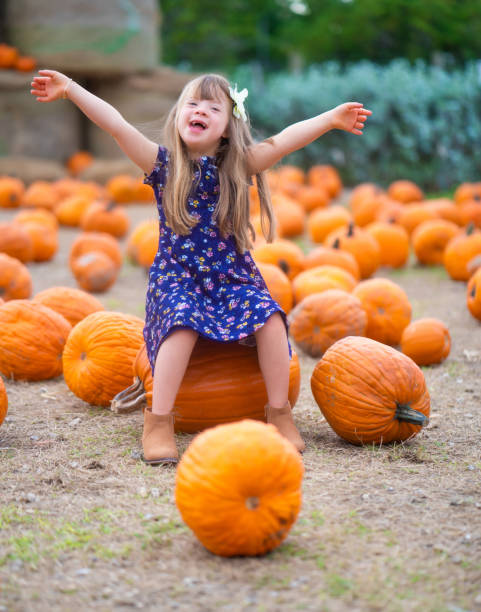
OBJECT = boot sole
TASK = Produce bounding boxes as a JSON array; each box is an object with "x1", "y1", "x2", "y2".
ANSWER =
[{"x1": 140, "y1": 454, "x2": 178, "y2": 466}]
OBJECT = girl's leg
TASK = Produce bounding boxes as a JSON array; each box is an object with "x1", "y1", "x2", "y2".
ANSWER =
[
  {"x1": 142, "y1": 327, "x2": 198, "y2": 465},
  {"x1": 152, "y1": 327, "x2": 199, "y2": 415},
  {"x1": 255, "y1": 313, "x2": 305, "y2": 452}
]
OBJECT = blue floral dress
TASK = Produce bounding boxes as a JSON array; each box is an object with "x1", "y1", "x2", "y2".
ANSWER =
[{"x1": 143, "y1": 145, "x2": 291, "y2": 372}]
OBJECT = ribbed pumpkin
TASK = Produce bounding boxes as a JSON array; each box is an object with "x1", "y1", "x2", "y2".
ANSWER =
[
  {"x1": 33, "y1": 286, "x2": 104, "y2": 326},
  {"x1": 252, "y1": 240, "x2": 305, "y2": 280},
  {"x1": 22, "y1": 181, "x2": 59, "y2": 210},
  {"x1": 387, "y1": 180, "x2": 424, "y2": 204},
  {"x1": 352, "y1": 278, "x2": 412, "y2": 345},
  {"x1": 71, "y1": 251, "x2": 119, "y2": 293},
  {"x1": 19, "y1": 221, "x2": 58, "y2": 262},
  {"x1": 288, "y1": 289, "x2": 367, "y2": 357},
  {"x1": 175, "y1": 419, "x2": 304, "y2": 557},
  {"x1": 311, "y1": 336, "x2": 430, "y2": 445},
  {"x1": 292, "y1": 265, "x2": 357, "y2": 304},
  {"x1": 0, "y1": 376, "x2": 7, "y2": 427},
  {"x1": 63, "y1": 311, "x2": 144, "y2": 406},
  {"x1": 0, "y1": 300, "x2": 72, "y2": 380},
  {"x1": 111, "y1": 339, "x2": 301, "y2": 433},
  {"x1": 126, "y1": 219, "x2": 159, "y2": 267},
  {"x1": 13, "y1": 208, "x2": 59, "y2": 232},
  {"x1": 0, "y1": 177, "x2": 24, "y2": 208},
  {"x1": 365, "y1": 221, "x2": 410, "y2": 268},
  {"x1": 80, "y1": 200, "x2": 130, "y2": 238},
  {"x1": 256, "y1": 262, "x2": 293, "y2": 314},
  {"x1": 307, "y1": 205, "x2": 352, "y2": 244},
  {"x1": 55, "y1": 195, "x2": 93, "y2": 227},
  {"x1": 0, "y1": 222, "x2": 33, "y2": 263},
  {"x1": 324, "y1": 223, "x2": 380, "y2": 279},
  {"x1": 443, "y1": 225, "x2": 481, "y2": 281},
  {"x1": 411, "y1": 219, "x2": 459, "y2": 265},
  {"x1": 69, "y1": 232, "x2": 123, "y2": 269},
  {"x1": 467, "y1": 268, "x2": 481, "y2": 320},
  {"x1": 0, "y1": 254, "x2": 32, "y2": 301},
  {"x1": 303, "y1": 244, "x2": 360, "y2": 280},
  {"x1": 400, "y1": 318, "x2": 451, "y2": 366}
]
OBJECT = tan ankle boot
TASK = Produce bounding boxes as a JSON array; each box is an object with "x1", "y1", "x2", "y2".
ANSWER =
[
  {"x1": 141, "y1": 409, "x2": 179, "y2": 465},
  {"x1": 265, "y1": 400, "x2": 305, "y2": 453}
]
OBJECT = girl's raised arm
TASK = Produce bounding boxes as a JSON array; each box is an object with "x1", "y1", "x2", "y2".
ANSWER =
[
  {"x1": 247, "y1": 102, "x2": 372, "y2": 175},
  {"x1": 31, "y1": 70, "x2": 159, "y2": 175}
]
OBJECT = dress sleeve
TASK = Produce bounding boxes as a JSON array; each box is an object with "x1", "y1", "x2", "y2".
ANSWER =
[{"x1": 143, "y1": 145, "x2": 169, "y2": 187}]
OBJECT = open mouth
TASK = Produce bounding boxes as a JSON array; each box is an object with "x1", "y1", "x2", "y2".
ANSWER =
[{"x1": 189, "y1": 120, "x2": 207, "y2": 130}]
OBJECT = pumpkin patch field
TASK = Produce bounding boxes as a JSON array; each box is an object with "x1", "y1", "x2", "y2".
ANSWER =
[{"x1": 0, "y1": 171, "x2": 480, "y2": 612}]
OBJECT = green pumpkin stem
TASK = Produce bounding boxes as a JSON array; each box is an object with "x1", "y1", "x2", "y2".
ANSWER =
[{"x1": 395, "y1": 403, "x2": 428, "y2": 426}]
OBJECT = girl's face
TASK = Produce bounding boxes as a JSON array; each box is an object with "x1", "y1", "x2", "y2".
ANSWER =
[{"x1": 177, "y1": 93, "x2": 231, "y2": 158}]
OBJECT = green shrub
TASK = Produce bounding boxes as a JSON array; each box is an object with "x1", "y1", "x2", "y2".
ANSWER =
[{"x1": 232, "y1": 60, "x2": 481, "y2": 190}]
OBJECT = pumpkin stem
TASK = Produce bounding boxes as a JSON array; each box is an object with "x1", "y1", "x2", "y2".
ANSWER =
[
  {"x1": 466, "y1": 222, "x2": 475, "y2": 235},
  {"x1": 332, "y1": 238, "x2": 340, "y2": 250},
  {"x1": 110, "y1": 377, "x2": 146, "y2": 414},
  {"x1": 246, "y1": 496, "x2": 260, "y2": 510},
  {"x1": 471, "y1": 285, "x2": 476, "y2": 298},
  {"x1": 395, "y1": 403, "x2": 428, "y2": 426},
  {"x1": 278, "y1": 259, "x2": 290, "y2": 275},
  {"x1": 106, "y1": 200, "x2": 117, "y2": 211},
  {"x1": 347, "y1": 222, "x2": 355, "y2": 237}
]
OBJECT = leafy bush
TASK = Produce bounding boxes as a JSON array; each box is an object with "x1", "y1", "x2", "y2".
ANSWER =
[{"x1": 232, "y1": 60, "x2": 481, "y2": 190}]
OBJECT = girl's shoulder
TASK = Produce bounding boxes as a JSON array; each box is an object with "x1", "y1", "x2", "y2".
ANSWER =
[{"x1": 143, "y1": 145, "x2": 170, "y2": 187}]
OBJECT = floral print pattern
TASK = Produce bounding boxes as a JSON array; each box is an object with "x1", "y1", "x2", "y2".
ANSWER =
[{"x1": 143, "y1": 145, "x2": 291, "y2": 372}]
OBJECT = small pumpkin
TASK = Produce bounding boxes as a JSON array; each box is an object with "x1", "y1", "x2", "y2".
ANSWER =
[
  {"x1": 55, "y1": 194, "x2": 93, "y2": 227},
  {"x1": 0, "y1": 300, "x2": 71, "y2": 381},
  {"x1": 311, "y1": 336, "x2": 430, "y2": 445},
  {"x1": 22, "y1": 181, "x2": 59, "y2": 210},
  {"x1": 14, "y1": 55, "x2": 37, "y2": 72},
  {"x1": 0, "y1": 254, "x2": 32, "y2": 301},
  {"x1": 365, "y1": 221, "x2": 410, "y2": 268},
  {"x1": 400, "y1": 318, "x2": 451, "y2": 366},
  {"x1": 80, "y1": 200, "x2": 130, "y2": 238},
  {"x1": 411, "y1": 219, "x2": 459, "y2": 266},
  {"x1": 71, "y1": 251, "x2": 119, "y2": 293},
  {"x1": 307, "y1": 205, "x2": 352, "y2": 244},
  {"x1": 443, "y1": 224, "x2": 481, "y2": 281},
  {"x1": 467, "y1": 268, "x2": 481, "y2": 321},
  {"x1": 272, "y1": 193, "x2": 305, "y2": 238},
  {"x1": 387, "y1": 180, "x2": 424, "y2": 204},
  {"x1": 303, "y1": 244, "x2": 360, "y2": 280},
  {"x1": 349, "y1": 183, "x2": 384, "y2": 213},
  {"x1": 33, "y1": 286, "x2": 104, "y2": 326},
  {"x1": 295, "y1": 184, "x2": 330, "y2": 213},
  {"x1": 0, "y1": 177, "x2": 24, "y2": 208},
  {"x1": 19, "y1": 221, "x2": 58, "y2": 262},
  {"x1": 105, "y1": 174, "x2": 135, "y2": 203},
  {"x1": 324, "y1": 222, "x2": 380, "y2": 279},
  {"x1": 175, "y1": 420, "x2": 304, "y2": 557},
  {"x1": 0, "y1": 376, "x2": 7, "y2": 427},
  {"x1": 0, "y1": 222, "x2": 34, "y2": 263},
  {"x1": 66, "y1": 151, "x2": 94, "y2": 177},
  {"x1": 307, "y1": 164, "x2": 342, "y2": 198},
  {"x1": 126, "y1": 219, "x2": 159, "y2": 268},
  {"x1": 62, "y1": 311, "x2": 144, "y2": 406},
  {"x1": 288, "y1": 289, "x2": 367, "y2": 357},
  {"x1": 292, "y1": 265, "x2": 357, "y2": 304},
  {"x1": 252, "y1": 240, "x2": 305, "y2": 280},
  {"x1": 454, "y1": 182, "x2": 481, "y2": 205},
  {"x1": 0, "y1": 44, "x2": 19, "y2": 68},
  {"x1": 458, "y1": 200, "x2": 481, "y2": 228},
  {"x1": 69, "y1": 232, "x2": 123, "y2": 269},
  {"x1": 397, "y1": 203, "x2": 438, "y2": 235},
  {"x1": 13, "y1": 208, "x2": 59, "y2": 232},
  {"x1": 424, "y1": 198, "x2": 462, "y2": 226},
  {"x1": 352, "y1": 278, "x2": 412, "y2": 345},
  {"x1": 256, "y1": 262, "x2": 293, "y2": 314}
]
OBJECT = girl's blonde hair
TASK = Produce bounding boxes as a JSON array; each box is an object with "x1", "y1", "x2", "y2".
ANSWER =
[{"x1": 162, "y1": 74, "x2": 275, "y2": 253}]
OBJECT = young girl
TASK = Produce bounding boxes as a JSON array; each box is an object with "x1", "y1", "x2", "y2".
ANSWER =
[{"x1": 31, "y1": 69, "x2": 371, "y2": 465}]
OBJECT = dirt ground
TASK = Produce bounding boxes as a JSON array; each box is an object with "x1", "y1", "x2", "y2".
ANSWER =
[{"x1": 0, "y1": 200, "x2": 480, "y2": 612}]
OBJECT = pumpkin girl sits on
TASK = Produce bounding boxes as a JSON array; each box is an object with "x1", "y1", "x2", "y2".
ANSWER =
[{"x1": 31, "y1": 70, "x2": 371, "y2": 465}]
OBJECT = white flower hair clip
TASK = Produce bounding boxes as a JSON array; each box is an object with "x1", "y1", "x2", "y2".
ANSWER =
[{"x1": 228, "y1": 84, "x2": 248, "y2": 122}]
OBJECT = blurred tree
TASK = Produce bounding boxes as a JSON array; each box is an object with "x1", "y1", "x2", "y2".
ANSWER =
[{"x1": 160, "y1": 0, "x2": 481, "y2": 71}]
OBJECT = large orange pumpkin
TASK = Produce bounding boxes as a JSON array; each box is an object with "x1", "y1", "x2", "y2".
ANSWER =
[
  {"x1": 69, "y1": 232, "x2": 123, "y2": 269},
  {"x1": 443, "y1": 225, "x2": 481, "y2": 281},
  {"x1": 13, "y1": 208, "x2": 59, "y2": 232},
  {"x1": 0, "y1": 300, "x2": 72, "y2": 380},
  {"x1": 111, "y1": 339, "x2": 301, "y2": 433},
  {"x1": 80, "y1": 200, "x2": 130, "y2": 238},
  {"x1": 411, "y1": 219, "x2": 459, "y2": 266},
  {"x1": 324, "y1": 223, "x2": 380, "y2": 279},
  {"x1": 0, "y1": 222, "x2": 33, "y2": 263},
  {"x1": 19, "y1": 221, "x2": 58, "y2": 262},
  {"x1": 397, "y1": 204, "x2": 438, "y2": 235},
  {"x1": 175, "y1": 419, "x2": 303, "y2": 557},
  {"x1": 0, "y1": 254, "x2": 32, "y2": 301},
  {"x1": 295, "y1": 184, "x2": 330, "y2": 213},
  {"x1": 352, "y1": 278, "x2": 412, "y2": 345},
  {"x1": 307, "y1": 164, "x2": 342, "y2": 198},
  {"x1": 0, "y1": 376, "x2": 7, "y2": 427},
  {"x1": 365, "y1": 221, "x2": 410, "y2": 268},
  {"x1": 311, "y1": 336, "x2": 430, "y2": 445},
  {"x1": 303, "y1": 244, "x2": 360, "y2": 280},
  {"x1": 387, "y1": 180, "x2": 424, "y2": 204},
  {"x1": 33, "y1": 286, "x2": 104, "y2": 326},
  {"x1": 400, "y1": 318, "x2": 451, "y2": 366},
  {"x1": 272, "y1": 194, "x2": 305, "y2": 238},
  {"x1": 71, "y1": 251, "x2": 119, "y2": 293},
  {"x1": 63, "y1": 311, "x2": 144, "y2": 406},
  {"x1": 256, "y1": 262, "x2": 293, "y2": 314},
  {"x1": 252, "y1": 240, "x2": 305, "y2": 280},
  {"x1": 307, "y1": 205, "x2": 352, "y2": 244},
  {"x1": 467, "y1": 268, "x2": 481, "y2": 321},
  {"x1": 288, "y1": 289, "x2": 367, "y2": 357}
]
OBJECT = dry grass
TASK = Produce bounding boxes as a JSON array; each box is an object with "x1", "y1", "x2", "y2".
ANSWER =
[{"x1": 1, "y1": 203, "x2": 481, "y2": 612}]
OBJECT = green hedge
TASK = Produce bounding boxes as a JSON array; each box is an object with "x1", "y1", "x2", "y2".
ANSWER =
[{"x1": 231, "y1": 60, "x2": 481, "y2": 190}]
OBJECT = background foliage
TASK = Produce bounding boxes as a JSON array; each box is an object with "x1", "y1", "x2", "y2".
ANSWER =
[{"x1": 160, "y1": 0, "x2": 481, "y2": 72}]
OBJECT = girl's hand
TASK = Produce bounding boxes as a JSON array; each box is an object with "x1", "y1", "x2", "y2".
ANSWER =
[
  {"x1": 30, "y1": 69, "x2": 71, "y2": 102},
  {"x1": 330, "y1": 102, "x2": 372, "y2": 135}
]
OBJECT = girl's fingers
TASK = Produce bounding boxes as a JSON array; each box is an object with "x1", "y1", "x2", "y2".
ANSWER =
[
  {"x1": 359, "y1": 108, "x2": 372, "y2": 115},
  {"x1": 38, "y1": 69, "x2": 56, "y2": 76},
  {"x1": 352, "y1": 129, "x2": 363, "y2": 135}
]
